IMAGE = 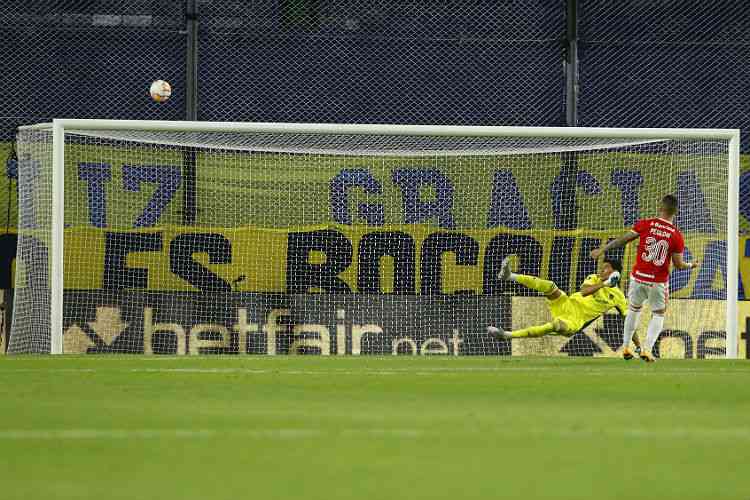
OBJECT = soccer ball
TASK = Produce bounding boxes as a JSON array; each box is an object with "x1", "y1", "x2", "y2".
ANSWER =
[{"x1": 149, "y1": 80, "x2": 172, "y2": 102}]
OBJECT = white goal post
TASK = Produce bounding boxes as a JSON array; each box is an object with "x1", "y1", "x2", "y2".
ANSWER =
[{"x1": 11, "y1": 119, "x2": 741, "y2": 358}]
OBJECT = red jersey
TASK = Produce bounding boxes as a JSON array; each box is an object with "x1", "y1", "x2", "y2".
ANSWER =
[{"x1": 631, "y1": 217, "x2": 685, "y2": 283}]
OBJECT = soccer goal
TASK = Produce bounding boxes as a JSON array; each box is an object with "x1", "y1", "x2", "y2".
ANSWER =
[{"x1": 8, "y1": 120, "x2": 740, "y2": 358}]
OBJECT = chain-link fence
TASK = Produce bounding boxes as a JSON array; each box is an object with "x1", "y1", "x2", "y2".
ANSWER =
[
  {"x1": 578, "y1": 0, "x2": 750, "y2": 151},
  {"x1": 0, "y1": 0, "x2": 187, "y2": 141},
  {"x1": 197, "y1": 0, "x2": 566, "y2": 125},
  {"x1": 2, "y1": 1, "x2": 748, "y2": 141}
]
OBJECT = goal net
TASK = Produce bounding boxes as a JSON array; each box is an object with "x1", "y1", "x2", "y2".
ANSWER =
[{"x1": 8, "y1": 121, "x2": 739, "y2": 358}]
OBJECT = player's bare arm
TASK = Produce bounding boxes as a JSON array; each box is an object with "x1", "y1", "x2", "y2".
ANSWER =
[
  {"x1": 672, "y1": 252, "x2": 699, "y2": 270},
  {"x1": 590, "y1": 231, "x2": 639, "y2": 259}
]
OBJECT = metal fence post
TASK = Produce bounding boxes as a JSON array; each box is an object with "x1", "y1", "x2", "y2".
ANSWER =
[
  {"x1": 183, "y1": 0, "x2": 198, "y2": 225},
  {"x1": 565, "y1": 0, "x2": 578, "y2": 127},
  {"x1": 556, "y1": 0, "x2": 580, "y2": 232}
]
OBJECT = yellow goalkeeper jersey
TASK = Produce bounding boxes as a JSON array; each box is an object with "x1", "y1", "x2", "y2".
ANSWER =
[{"x1": 568, "y1": 274, "x2": 628, "y2": 323}]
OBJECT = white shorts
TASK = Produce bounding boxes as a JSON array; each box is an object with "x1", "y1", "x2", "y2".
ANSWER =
[{"x1": 627, "y1": 277, "x2": 668, "y2": 311}]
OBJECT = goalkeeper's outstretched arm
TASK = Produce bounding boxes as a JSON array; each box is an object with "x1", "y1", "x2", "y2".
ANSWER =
[
  {"x1": 580, "y1": 274, "x2": 619, "y2": 296},
  {"x1": 590, "y1": 231, "x2": 639, "y2": 259}
]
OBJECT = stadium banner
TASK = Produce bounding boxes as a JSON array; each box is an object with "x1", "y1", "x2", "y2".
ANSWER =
[
  {"x1": 20, "y1": 150, "x2": 750, "y2": 232},
  {"x1": 512, "y1": 297, "x2": 749, "y2": 359},
  {"x1": 4, "y1": 227, "x2": 748, "y2": 298},
  {"x1": 61, "y1": 292, "x2": 508, "y2": 356},
  {"x1": 15, "y1": 225, "x2": 733, "y2": 299},
  {"x1": 59, "y1": 291, "x2": 747, "y2": 358}
]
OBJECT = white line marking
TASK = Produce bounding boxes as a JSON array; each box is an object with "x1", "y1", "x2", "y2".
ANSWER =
[
  {"x1": 0, "y1": 428, "x2": 421, "y2": 440},
  {"x1": 3, "y1": 368, "x2": 99, "y2": 373},
  {"x1": 120, "y1": 366, "x2": 750, "y2": 376},
  {"x1": 0, "y1": 427, "x2": 747, "y2": 441},
  {"x1": 2, "y1": 366, "x2": 746, "y2": 375}
]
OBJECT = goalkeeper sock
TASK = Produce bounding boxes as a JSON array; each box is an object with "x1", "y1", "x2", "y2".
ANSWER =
[
  {"x1": 645, "y1": 314, "x2": 665, "y2": 353},
  {"x1": 512, "y1": 274, "x2": 556, "y2": 295},
  {"x1": 512, "y1": 323, "x2": 555, "y2": 338},
  {"x1": 622, "y1": 309, "x2": 641, "y2": 350}
]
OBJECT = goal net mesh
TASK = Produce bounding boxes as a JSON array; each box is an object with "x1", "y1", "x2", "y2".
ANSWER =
[{"x1": 9, "y1": 127, "x2": 730, "y2": 357}]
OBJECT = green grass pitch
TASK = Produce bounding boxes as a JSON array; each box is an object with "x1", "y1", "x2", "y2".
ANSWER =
[{"x1": 1, "y1": 356, "x2": 748, "y2": 500}]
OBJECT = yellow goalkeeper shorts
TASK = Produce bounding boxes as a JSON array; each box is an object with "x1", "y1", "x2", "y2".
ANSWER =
[{"x1": 546, "y1": 293, "x2": 585, "y2": 334}]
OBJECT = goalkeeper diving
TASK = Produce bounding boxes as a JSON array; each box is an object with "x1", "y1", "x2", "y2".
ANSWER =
[{"x1": 487, "y1": 257, "x2": 640, "y2": 350}]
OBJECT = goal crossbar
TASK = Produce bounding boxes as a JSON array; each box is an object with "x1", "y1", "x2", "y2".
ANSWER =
[{"x1": 23, "y1": 119, "x2": 741, "y2": 141}]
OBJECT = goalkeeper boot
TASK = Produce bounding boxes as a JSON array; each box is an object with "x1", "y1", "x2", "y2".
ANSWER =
[
  {"x1": 622, "y1": 347, "x2": 635, "y2": 360},
  {"x1": 498, "y1": 256, "x2": 512, "y2": 281},
  {"x1": 639, "y1": 350, "x2": 656, "y2": 363},
  {"x1": 487, "y1": 325, "x2": 512, "y2": 340}
]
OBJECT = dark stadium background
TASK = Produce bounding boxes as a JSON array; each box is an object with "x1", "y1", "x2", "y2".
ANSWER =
[{"x1": 1, "y1": 0, "x2": 748, "y2": 341}]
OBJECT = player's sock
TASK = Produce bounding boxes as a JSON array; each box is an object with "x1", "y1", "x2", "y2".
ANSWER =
[
  {"x1": 512, "y1": 322, "x2": 555, "y2": 338},
  {"x1": 512, "y1": 274, "x2": 556, "y2": 295},
  {"x1": 632, "y1": 332, "x2": 642, "y2": 349},
  {"x1": 622, "y1": 308, "x2": 641, "y2": 350},
  {"x1": 645, "y1": 313, "x2": 665, "y2": 352}
]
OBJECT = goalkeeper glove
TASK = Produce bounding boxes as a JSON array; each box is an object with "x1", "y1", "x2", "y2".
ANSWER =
[{"x1": 604, "y1": 271, "x2": 621, "y2": 287}]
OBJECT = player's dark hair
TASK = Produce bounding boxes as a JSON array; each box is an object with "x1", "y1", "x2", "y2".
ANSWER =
[
  {"x1": 661, "y1": 194, "x2": 678, "y2": 216},
  {"x1": 603, "y1": 258, "x2": 622, "y2": 274}
]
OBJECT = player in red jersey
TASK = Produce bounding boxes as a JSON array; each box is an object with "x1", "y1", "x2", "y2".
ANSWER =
[{"x1": 590, "y1": 195, "x2": 699, "y2": 362}]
